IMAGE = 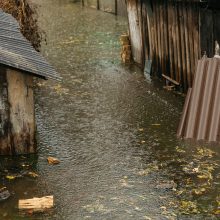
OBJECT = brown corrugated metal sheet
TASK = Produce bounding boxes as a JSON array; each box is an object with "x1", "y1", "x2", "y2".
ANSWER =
[{"x1": 177, "y1": 57, "x2": 220, "y2": 142}]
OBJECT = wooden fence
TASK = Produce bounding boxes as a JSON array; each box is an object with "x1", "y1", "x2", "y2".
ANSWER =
[
  {"x1": 126, "y1": 0, "x2": 220, "y2": 91},
  {"x1": 82, "y1": 0, "x2": 127, "y2": 16}
]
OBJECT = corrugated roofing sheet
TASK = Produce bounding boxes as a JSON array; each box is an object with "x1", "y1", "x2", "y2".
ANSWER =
[
  {"x1": 0, "y1": 9, "x2": 60, "y2": 80},
  {"x1": 177, "y1": 57, "x2": 220, "y2": 143}
]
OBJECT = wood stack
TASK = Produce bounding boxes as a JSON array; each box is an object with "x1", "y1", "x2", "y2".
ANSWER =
[{"x1": 120, "y1": 34, "x2": 132, "y2": 63}]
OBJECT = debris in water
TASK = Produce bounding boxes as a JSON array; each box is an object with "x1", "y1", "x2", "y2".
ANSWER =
[
  {"x1": 18, "y1": 196, "x2": 54, "y2": 212},
  {"x1": 6, "y1": 175, "x2": 16, "y2": 180},
  {"x1": 0, "y1": 187, "x2": 10, "y2": 202},
  {"x1": 47, "y1": 157, "x2": 60, "y2": 165},
  {"x1": 120, "y1": 34, "x2": 132, "y2": 64},
  {"x1": 156, "y1": 181, "x2": 177, "y2": 191},
  {"x1": 27, "y1": 172, "x2": 39, "y2": 178}
]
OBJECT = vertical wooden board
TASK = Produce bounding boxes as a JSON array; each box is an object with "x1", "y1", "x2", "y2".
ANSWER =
[
  {"x1": 179, "y1": 2, "x2": 187, "y2": 90},
  {"x1": 167, "y1": 1, "x2": 174, "y2": 78},
  {"x1": 183, "y1": 1, "x2": 191, "y2": 87},
  {"x1": 175, "y1": 2, "x2": 182, "y2": 84},
  {"x1": 155, "y1": 2, "x2": 162, "y2": 73},
  {"x1": 148, "y1": 3, "x2": 156, "y2": 72},
  {"x1": 188, "y1": 2, "x2": 195, "y2": 83},
  {"x1": 172, "y1": 1, "x2": 179, "y2": 82},
  {"x1": 142, "y1": 4, "x2": 149, "y2": 60},
  {"x1": 83, "y1": 0, "x2": 97, "y2": 9},
  {"x1": 99, "y1": 0, "x2": 115, "y2": 14},
  {"x1": 138, "y1": 0, "x2": 144, "y2": 65},
  {"x1": 152, "y1": 1, "x2": 159, "y2": 73},
  {"x1": 117, "y1": 0, "x2": 127, "y2": 16},
  {"x1": 0, "y1": 67, "x2": 10, "y2": 155},
  {"x1": 163, "y1": 0, "x2": 169, "y2": 74},
  {"x1": 200, "y1": 9, "x2": 214, "y2": 57},
  {"x1": 213, "y1": 11, "x2": 220, "y2": 44},
  {"x1": 159, "y1": 1, "x2": 165, "y2": 75},
  {"x1": 192, "y1": 2, "x2": 200, "y2": 78},
  {"x1": 7, "y1": 69, "x2": 36, "y2": 154},
  {"x1": 127, "y1": 0, "x2": 143, "y2": 65}
]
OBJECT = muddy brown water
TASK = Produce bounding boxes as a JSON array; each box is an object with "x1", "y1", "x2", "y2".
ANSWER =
[{"x1": 1, "y1": 1, "x2": 220, "y2": 219}]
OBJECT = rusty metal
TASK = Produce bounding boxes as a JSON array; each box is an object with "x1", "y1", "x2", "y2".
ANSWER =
[
  {"x1": 177, "y1": 57, "x2": 220, "y2": 142},
  {"x1": 0, "y1": 10, "x2": 61, "y2": 81}
]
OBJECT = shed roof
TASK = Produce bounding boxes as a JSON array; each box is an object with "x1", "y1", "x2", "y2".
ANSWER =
[{"x1": 0, "y1": 9, "x2": 61, "y2": 80}]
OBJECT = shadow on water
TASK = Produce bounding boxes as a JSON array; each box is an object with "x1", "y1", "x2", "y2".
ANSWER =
[{"x1": 1, "y1": 0, "x2": 220, "y2": 219}]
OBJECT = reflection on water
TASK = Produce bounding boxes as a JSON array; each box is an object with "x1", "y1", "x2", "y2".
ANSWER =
[{"x1": 1, "y1": 0, "x2": 220, "y2": 219}]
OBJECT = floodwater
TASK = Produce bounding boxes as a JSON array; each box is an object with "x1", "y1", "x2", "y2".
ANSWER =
[{"x1": 1, "y1": 0, "x2": 220, "y2": 219}]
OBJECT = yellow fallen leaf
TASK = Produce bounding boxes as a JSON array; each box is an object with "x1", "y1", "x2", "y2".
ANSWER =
[
  {"x1": 47, "y1": 157, "x2": 60, "y2": 165},
  {"x1": 6, "y1": 175, "x2": 16, "y2": 180},
  {"x1": 28, "y1": 172, "x2": 39, "y2": 178},
  {"x1": 138, "y1": 128, "x2": 144, "y2": 131},
  {"x1": 151, "y1": 124, "x2": 161, "y2": 126},
  {"x1": 192, "y1": 188, "x2": 206, "y2": 195},
  {"x1": 141, "y1": 140, "x2": 146, "y2": 144},
  {"x1": 213, "y1": 209, "x2": 220, "y2": 215}
]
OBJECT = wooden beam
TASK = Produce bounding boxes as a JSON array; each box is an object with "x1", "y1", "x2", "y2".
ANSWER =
[{"x1": 162, "y1": 74, "x2": 180, "y2": 86}]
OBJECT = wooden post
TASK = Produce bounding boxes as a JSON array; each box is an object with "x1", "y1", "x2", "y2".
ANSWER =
[
  {"x1": 0, "y1": 68, "x2": 36, "y2": 155},
  {"x1": 97, "y1": 0, "x2": 100, "y2": 10},
  {"x1": 115, "y1": 0, "x2": 118, "y2": 15}
]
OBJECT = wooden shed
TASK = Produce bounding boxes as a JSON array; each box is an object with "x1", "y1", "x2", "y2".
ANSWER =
[
  {"x1": 126, "y1": 0, "x2": 220, "y2": 91},
  {"x1": 0, "y1": 10, "x2": 60, "y2": 155}
]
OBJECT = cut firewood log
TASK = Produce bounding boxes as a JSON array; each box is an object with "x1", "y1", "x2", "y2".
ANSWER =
[{"x1": 18, "y1": 196, "x2": 54, "y2": 212}]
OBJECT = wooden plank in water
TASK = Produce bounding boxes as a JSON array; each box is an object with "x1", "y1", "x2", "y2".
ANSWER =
[{"x1": 19, "y1": 196, "x2": 54, "y2": 212}]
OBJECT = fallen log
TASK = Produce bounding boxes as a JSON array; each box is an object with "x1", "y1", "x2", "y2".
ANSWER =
[{"x1": 18, "y1": 196, "x2": 54, "y2": 212}]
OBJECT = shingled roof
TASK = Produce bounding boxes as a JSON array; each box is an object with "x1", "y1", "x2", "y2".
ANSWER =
[{"x1": 0, "y1": 9, "x2": 60, "y2": 80}]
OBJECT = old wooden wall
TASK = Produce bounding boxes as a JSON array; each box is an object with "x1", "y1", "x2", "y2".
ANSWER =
[
  {"x1": 0, "y1": 67, "x2": 11, "y2": 155},
  {"x1": 126, "y1": 0, "x2": 220, "y2": 92},
  {"x1": 0, "y1": 67, "x2": 36, "y2": 155}
]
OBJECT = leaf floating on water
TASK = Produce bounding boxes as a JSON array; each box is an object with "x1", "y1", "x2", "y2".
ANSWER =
[
  {"x1": 151, "y1": 124, "x2": 161, "y2": 126},
  {"x1": 197, "y1": 170, "x2": 213, "y2": 180},
  {"x1": 179, "y1": 201, "x2": 199, "y2": 214},
  {"x1": 28, "y1": 172, "x2": 39, "y2": 178},
  {"x1": 138, "y1": 163, "x2": 159, "y2": 176},
  {"x1": 6, "y1": 175, "x2": 16, "y2": 180},
  {"x1": 176, "y1": 146, "x2": 186, "y2": 153},
  {"x1": 196, "y1": 147, "x2": 215, "y2": 159},
  {"x1": 47, "y1": 157, "x2": 60, "y2": 165},
  {"x1": 138, "y1": 128, "x2": 144, "y2": 132},
  {"x1": 141, "y1": 140, "x2": 146, "y2": 144},
  {"x1": 53, "y1": 84, "x2": 69, "y2": 95},
  {"x1": 21, "y1": 163, "x2": 30, "y2": 168},
  {"x1": 192, "y1": 188, "x2": 206, "y2": 195}
]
